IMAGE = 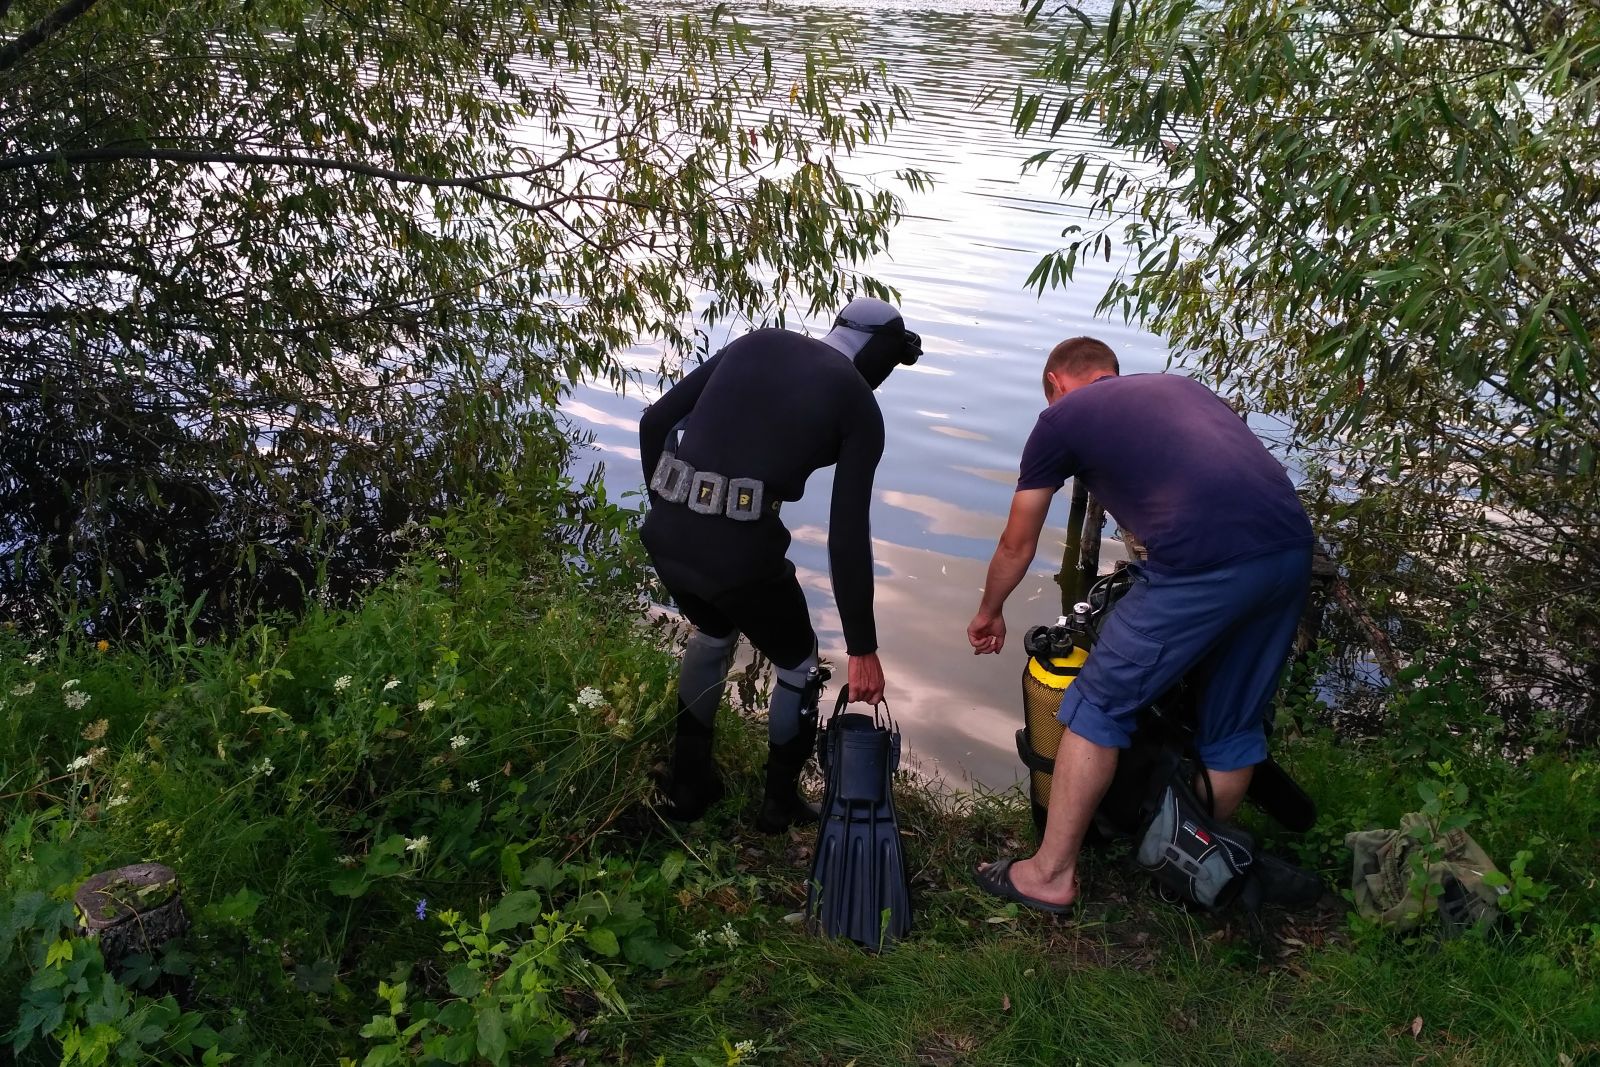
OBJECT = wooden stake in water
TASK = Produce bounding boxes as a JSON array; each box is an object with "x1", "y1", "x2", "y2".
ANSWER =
[{"x1": 1056, "y1": 478, "x2": 1089, "y2": 615}]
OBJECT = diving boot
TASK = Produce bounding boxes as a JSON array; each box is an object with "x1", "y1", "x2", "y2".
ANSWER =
[
  {"x1": 658, "y1": 703, "x2": 725, "y2": 822},
  {"x1": 753, "y1": 722, "x2": 820, "y2": 834}
]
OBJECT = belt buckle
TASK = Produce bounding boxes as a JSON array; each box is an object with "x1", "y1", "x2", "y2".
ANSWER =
[
  {"x1": 650, "y1": 454, "x2": 693, "y2": 504},
  {"x1": 725, "y1": 478, "x2": 763, "y2": 522},
  {"x1": 686, "y1": 471, "x2": 728, "y2": 515}
]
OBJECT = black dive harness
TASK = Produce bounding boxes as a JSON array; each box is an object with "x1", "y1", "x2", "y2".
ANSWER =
[{"x1": 650, "y1": 420, "x2": 782, "y2": 522}]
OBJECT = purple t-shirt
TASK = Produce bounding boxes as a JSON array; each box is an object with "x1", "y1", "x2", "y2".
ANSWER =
[{"x1": 1017, "y1": 374, "x2": 1312, "y2": 571}]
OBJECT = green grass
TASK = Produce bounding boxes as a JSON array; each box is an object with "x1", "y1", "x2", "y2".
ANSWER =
[
  {"x1": 576, "y1": 730, "x2": 1600, "y2": 1067},
  {"x1": 3, "y1": 500, "x2": 1598, "y2": 1065}
]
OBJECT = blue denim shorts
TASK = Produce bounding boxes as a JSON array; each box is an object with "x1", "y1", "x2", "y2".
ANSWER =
[{"x1": 1056, "y1": 545, "x2": 1311, "y2": 770}]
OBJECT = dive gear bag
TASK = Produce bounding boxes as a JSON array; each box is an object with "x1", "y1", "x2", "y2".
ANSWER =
[{"x1": 1135, "y1": 752, "x2": 1255, "y2": 911}]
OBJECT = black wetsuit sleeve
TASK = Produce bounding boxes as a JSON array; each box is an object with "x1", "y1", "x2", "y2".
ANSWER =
[
  {"x1": 639, "y1": 350, "x2": 724, "y2": 486},
  {"x1": 829, "y1": 398, "x2": 885, "y2": 656}
]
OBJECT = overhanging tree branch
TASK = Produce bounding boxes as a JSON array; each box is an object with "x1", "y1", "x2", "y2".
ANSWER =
[
  {"x1": 0, "y1": 0, "x2": 102, "y2": 72},
  {"x1": 0, "y1": 145, "x2": 582, "y2": 214}
]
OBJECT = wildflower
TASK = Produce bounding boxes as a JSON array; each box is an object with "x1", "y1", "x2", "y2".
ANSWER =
[
  {"x1": 253, "y1": 757, "x2": 275, "y2": 777},
  {"x1": 415, "y1": 898, "x2": 428, "y2": 920},
  {"x1": 96, "y1": 640, "x2": 110, "y2": 653},
  {"x1": 81, "y1": 719, "x2": 109, "y2": 741},
  {"x1": 693, "y1": 929, "x2": 711, "y2": 948},
  {"x1": 65, "y1": 690, "x2": 90, "y2": 711},
  {"x1": 11, "y1": 681, "x2": 35, "y2": 697},
  {"x1": 735, "y1": 1040, "x2": 756, "y2": 1058},
  {"x1": 335, "y1": 855, "x2": 359, "y2": 868},
  {"x1": 108, "y1": 794, "x2": 131, "y2": 808},
  {"x1": 449, "y1": 734, "x2": 468, "y2": 750},
  {"x1": 66, "y1": 748, "x2": 104, "y2": 773},
  {"x1": 25, "y1": 650, "x2": 45, "y2": 666},
  {"x1": 333, "y1": 675, "x2": 352, "y2": 693},
  {"x1": 467, "y1": 779, "x2": 481, "y2": 793},
  {"x1": 417, "y1": 699, "x2": 436, "y2": 713},
  {"x1": 577, "y1": 686, "x2": 605, "y2": 708},
  {"x1": 717, "y1": 921, "x2": 741, "y2": 949},
  {"x1": 383, "y1": 678, "x2": 400, "y2": 692},
  {"x1": 62, "y1": 678, "x2": 80, "y2": 690},
  {"x1": 405, "y1": 835, "x2": 429, "y2": 854}
]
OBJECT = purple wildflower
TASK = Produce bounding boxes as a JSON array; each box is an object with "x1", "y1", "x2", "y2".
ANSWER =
[{"x1": 415, "y1": 897, "x2": 428, "y2": 920}]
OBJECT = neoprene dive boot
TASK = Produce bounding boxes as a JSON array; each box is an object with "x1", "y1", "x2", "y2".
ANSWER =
[
  {"x1": 658, "y1": 699, "x2": 725, "y2": 822},
  {"x1": 754, "y1": 714, "x2": 820, "y2": 833}
]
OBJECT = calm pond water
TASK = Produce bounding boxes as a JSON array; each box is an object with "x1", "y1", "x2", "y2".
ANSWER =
[{"x1": 568, "y1": 0, "x2": 1173, "y2": 792}]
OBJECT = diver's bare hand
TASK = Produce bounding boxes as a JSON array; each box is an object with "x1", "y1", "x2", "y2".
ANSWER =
[
  {"x1": 967, "y1": 609, "x2": 1005, "y2": 655},
  {"x1": 847, "y1": 653, "x2": 885, "y2": 705}
]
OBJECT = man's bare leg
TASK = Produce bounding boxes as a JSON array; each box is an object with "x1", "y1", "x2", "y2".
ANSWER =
[
  {"x1": 987, "y1": 727, "x2": 1118, "y2": 907},
  {"x1": 1200, "y1": 765, "x2": 1254, "y2": 820}
]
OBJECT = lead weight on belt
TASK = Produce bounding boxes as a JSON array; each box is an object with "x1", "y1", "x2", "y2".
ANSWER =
[
  {"x1": 686, "y1": 471, "x2": 728, "y2": 515},
  {"x1": 650, "y1": 454, "x2": 693, "y2": 504}
]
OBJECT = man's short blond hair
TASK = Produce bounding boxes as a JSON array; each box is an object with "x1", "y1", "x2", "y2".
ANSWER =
[{"x1": 1042, "y1": 336, "x2": 1120, "y2": 393}]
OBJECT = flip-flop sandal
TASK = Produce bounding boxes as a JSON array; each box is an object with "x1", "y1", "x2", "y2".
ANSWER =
[{"x1": 974, "y1": 858, "x2": 1073, "y2": 916}]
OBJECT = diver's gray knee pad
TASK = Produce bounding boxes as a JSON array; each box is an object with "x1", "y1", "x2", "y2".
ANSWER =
[
  {"x1": 769, "y1": 651, "x2": 824, "y2": 745},
  {"x1": 678, "y1": 628, "x2": 738, "y2": 727}
]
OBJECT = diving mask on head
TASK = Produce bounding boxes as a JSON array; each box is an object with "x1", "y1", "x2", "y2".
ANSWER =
[{"x1": 823, "y1": 297, "x2": 921, "y2": 388}]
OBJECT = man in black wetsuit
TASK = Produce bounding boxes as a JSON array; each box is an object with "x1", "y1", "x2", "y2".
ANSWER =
[{"x1": 638, "y1": 297, "x2": 921, "y2": 831}]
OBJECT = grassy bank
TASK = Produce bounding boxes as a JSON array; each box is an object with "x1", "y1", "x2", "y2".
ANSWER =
[{"x1": 2, "y1": 499, "x2": 1597, "y2": 1065}]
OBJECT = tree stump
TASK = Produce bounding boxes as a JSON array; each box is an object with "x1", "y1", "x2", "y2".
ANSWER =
[{"x1": 74, "y1": 863, "x2": 189, "y2": 971}]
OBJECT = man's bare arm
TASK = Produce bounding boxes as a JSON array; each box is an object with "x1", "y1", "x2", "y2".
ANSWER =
[{"x1": 968, "y1": 488, "x2": 1056, "y2": 654}]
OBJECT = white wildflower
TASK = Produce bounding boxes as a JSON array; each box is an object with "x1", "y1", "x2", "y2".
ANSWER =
[
  {"x1": 25, "y1": 650, "x2": 46, "y2": 666},
  {"x1": 0, "y1": 699, "x2": 7, "y2": 714},
  {"x1": 253, "y1": 757, "x2": 275, "y2": 777},
  {"x1": 717, "y1": 921, "x2": 742, "y2": 949},
  {"x1": 62, "y1": 678, "x2": 81, "y2": 690},
  {"x1": 417, "y1": 699, "x2": 436, "y2": 713},
  {"x1": 11, "y1": 681, "x2": 36, "y2": 697},
  {"x1": 405, "y1": 835, "x2": 429, "y2": 854},
  {"x1": 335, "y1": 854, "x2": 359, "y2": 868},
  {"x1": 735, "y1": 1040, "x2": 756, "y2": 1057},
  {"x1": 65, "y1": 690, "x2": 90, "y2": 711},
  {"x1": 449, "y1": 734, "x2": 469, "y2": 750},
  {"x1": 66, "y1": 748, "x2": 104, "y2": 773},
  {"x1": 466, "y1": 779, "x2": 480, "y2": 793},
  {"x1": 333, "y1": 675, "x2": 352, "y2": 692},
  {"x1": 383, "y1": 678, "x2": 400, "y2": 692},
  {"x1": 108, "y1": 794, "x2": 131, "y2": 808},
  {"x1": 577, "y1": 686, "x2": 605, "y2": 708},
  {"x1": 692, "y1": 929, "x2": 710, "y2": 948}
]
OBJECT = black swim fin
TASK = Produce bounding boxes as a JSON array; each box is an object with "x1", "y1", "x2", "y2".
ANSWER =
[
  {"x1": 805, "y1": 692, "x2": 912, "y2": 951},
  {"x1": 1245, "y1": 756, "x2": 1317, "y2": 832}
]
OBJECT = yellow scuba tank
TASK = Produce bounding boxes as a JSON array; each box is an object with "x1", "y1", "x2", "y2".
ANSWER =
[{"x1": 1017, "y1": 605, "x2": 1093, "y2": 834}]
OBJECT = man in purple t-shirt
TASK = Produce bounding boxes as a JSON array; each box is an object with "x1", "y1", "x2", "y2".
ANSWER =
[{"x1": 966, "y1": 337, "x2": 1313, "y2": 913}]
